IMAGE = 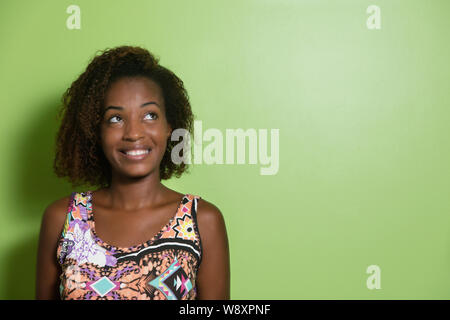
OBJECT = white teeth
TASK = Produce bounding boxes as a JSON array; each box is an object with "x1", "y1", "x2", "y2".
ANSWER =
[{"x1": 125, "y1": 149, "x2": 149, "y2": 156}]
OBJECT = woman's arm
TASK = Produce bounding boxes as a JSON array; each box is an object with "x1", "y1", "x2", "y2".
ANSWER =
[
  {"x1": 195, "y1": 199, "x2": 230, "y2": 300},
  {"x1": 35, "y1": 197, "x2": 70, "y2": 300}
]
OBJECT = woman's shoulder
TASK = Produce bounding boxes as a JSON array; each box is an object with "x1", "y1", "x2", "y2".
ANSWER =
[
  {"x1": 195, "y1": 196, "x2": 221, "y2": 217},
  {"x1": 41, "y1": 193, "x2": 77, "y2": 226},
  {"x1": 39, "y1": 193, "x2": 75, "y2": 244},
  {"x1": 44, "y1": 193, "x2": 73, "y2": 217},
  {"x1": 170, "y1": 187, "x2": 226, "y2": 232},
  {"x1": 195, "y1": 196, "x2": 227, "y2": 235}
]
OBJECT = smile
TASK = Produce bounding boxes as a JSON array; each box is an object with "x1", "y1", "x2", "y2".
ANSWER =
[{"x1": 120, "y1": 149, "x2": 151, "y2": 160}]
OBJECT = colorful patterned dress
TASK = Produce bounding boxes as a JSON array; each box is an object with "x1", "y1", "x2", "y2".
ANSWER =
[{"x1": 56, "y1": 191, "x2": 202, "y2": 300}]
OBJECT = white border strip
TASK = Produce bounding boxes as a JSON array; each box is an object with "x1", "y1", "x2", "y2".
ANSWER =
[{"x1": 117, "y1": 241, "x2": 201, "y2": 261}]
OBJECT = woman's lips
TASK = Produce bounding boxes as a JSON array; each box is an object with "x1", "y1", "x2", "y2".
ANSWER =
[{"x1": 119, "y1": 149, "x2": 151, "y2": 160}]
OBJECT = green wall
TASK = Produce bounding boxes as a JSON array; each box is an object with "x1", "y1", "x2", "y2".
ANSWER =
[{"x1": 0, "y1": 0, "x2": 449, "y2": 299}]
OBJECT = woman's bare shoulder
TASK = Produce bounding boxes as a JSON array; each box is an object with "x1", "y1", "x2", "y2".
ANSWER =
[
  {"x1": 41, "y1": 194, "x2": 73, "y2": 232},
  {"x1": 45, "y1": 195, "x2": 72, "y2": 215},
  {"x1": 195, "y1": 197, "x2": 227, "y2": 234},
  {"x1": 193, "y1": 196, "x2": 230, "y2": 299},
  {"x1": 196, "y1": 197, "x2": 221, "y2": 216}
]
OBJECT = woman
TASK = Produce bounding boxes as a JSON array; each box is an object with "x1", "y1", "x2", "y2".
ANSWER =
[{"x1": 35, "y1": 46, "x2": 230, "y2": 300}]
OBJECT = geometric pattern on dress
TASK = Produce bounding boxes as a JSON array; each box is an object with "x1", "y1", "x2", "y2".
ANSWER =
[
  {"x1": 173, "y1": 214, "x2": 197, "y2": 241},
  {"x1": 159, "y1": 196, "x2": 200, "y2": 246},
  {"x1": 87, "y1": 277, "x2": 119, "y2": 298},
  {"x1": 148, "y1": 257, "x2": 193, "y2": 300}
]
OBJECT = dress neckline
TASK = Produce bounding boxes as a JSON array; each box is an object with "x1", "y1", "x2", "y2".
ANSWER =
[{"x1": 86, "y1": 190, "x2": 188, "y2": 253}]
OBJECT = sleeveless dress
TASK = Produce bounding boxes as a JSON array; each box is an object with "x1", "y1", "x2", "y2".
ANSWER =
[{"x1": 56, "y1": 191, "x2": 202, "y2": 300}]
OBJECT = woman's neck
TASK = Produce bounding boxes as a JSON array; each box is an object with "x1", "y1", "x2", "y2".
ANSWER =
[{"x1": 96, "y1": 173, "x2": 169, "y2": 211}]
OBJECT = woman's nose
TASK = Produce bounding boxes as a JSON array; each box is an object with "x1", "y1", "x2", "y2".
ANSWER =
[{"x1": 123, "y1": 119, "x2": 144, "y2": 141}]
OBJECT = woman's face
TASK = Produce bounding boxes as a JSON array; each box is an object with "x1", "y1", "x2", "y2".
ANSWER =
[{"x1": 100, "y1": 76, "x2": 172, "y2": 181}]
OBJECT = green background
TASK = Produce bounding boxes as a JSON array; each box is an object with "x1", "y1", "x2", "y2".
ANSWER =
[{"x1": 0, "y1": 0, "x2": 449, "y2": 299}]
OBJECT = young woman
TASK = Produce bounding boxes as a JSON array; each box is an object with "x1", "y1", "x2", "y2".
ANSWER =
[{"x1": 35, "y1": 46, "x2": 230, "y2": 300}]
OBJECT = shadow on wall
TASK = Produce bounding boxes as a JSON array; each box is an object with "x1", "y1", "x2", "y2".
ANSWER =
[
  {"x1": 4, "y1": 232, "x2": 40, "y2": 299},
  {"x1": 2, "y1": 97, "x2": 75, "y2": 299}
]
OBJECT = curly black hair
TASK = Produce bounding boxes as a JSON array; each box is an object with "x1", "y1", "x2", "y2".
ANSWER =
[{"x1": 54, "y1": 45, "x2": 194, "y2": 188}]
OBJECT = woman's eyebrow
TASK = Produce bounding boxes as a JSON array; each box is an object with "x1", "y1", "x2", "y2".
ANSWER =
[{"x1": 104, "y1": 101, "x2": 160, "y2": 112}]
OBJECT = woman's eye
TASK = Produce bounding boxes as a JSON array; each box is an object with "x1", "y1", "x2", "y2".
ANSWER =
[
  {"x1": 108, "y1": 115, "x2": 121, "y2": 123},
  {"x1": 144, "y1": 112, "x2": 158, "y2": 120},
  {"x1": 107, "y1": 113, "x2": 157, "y2": 123}
]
